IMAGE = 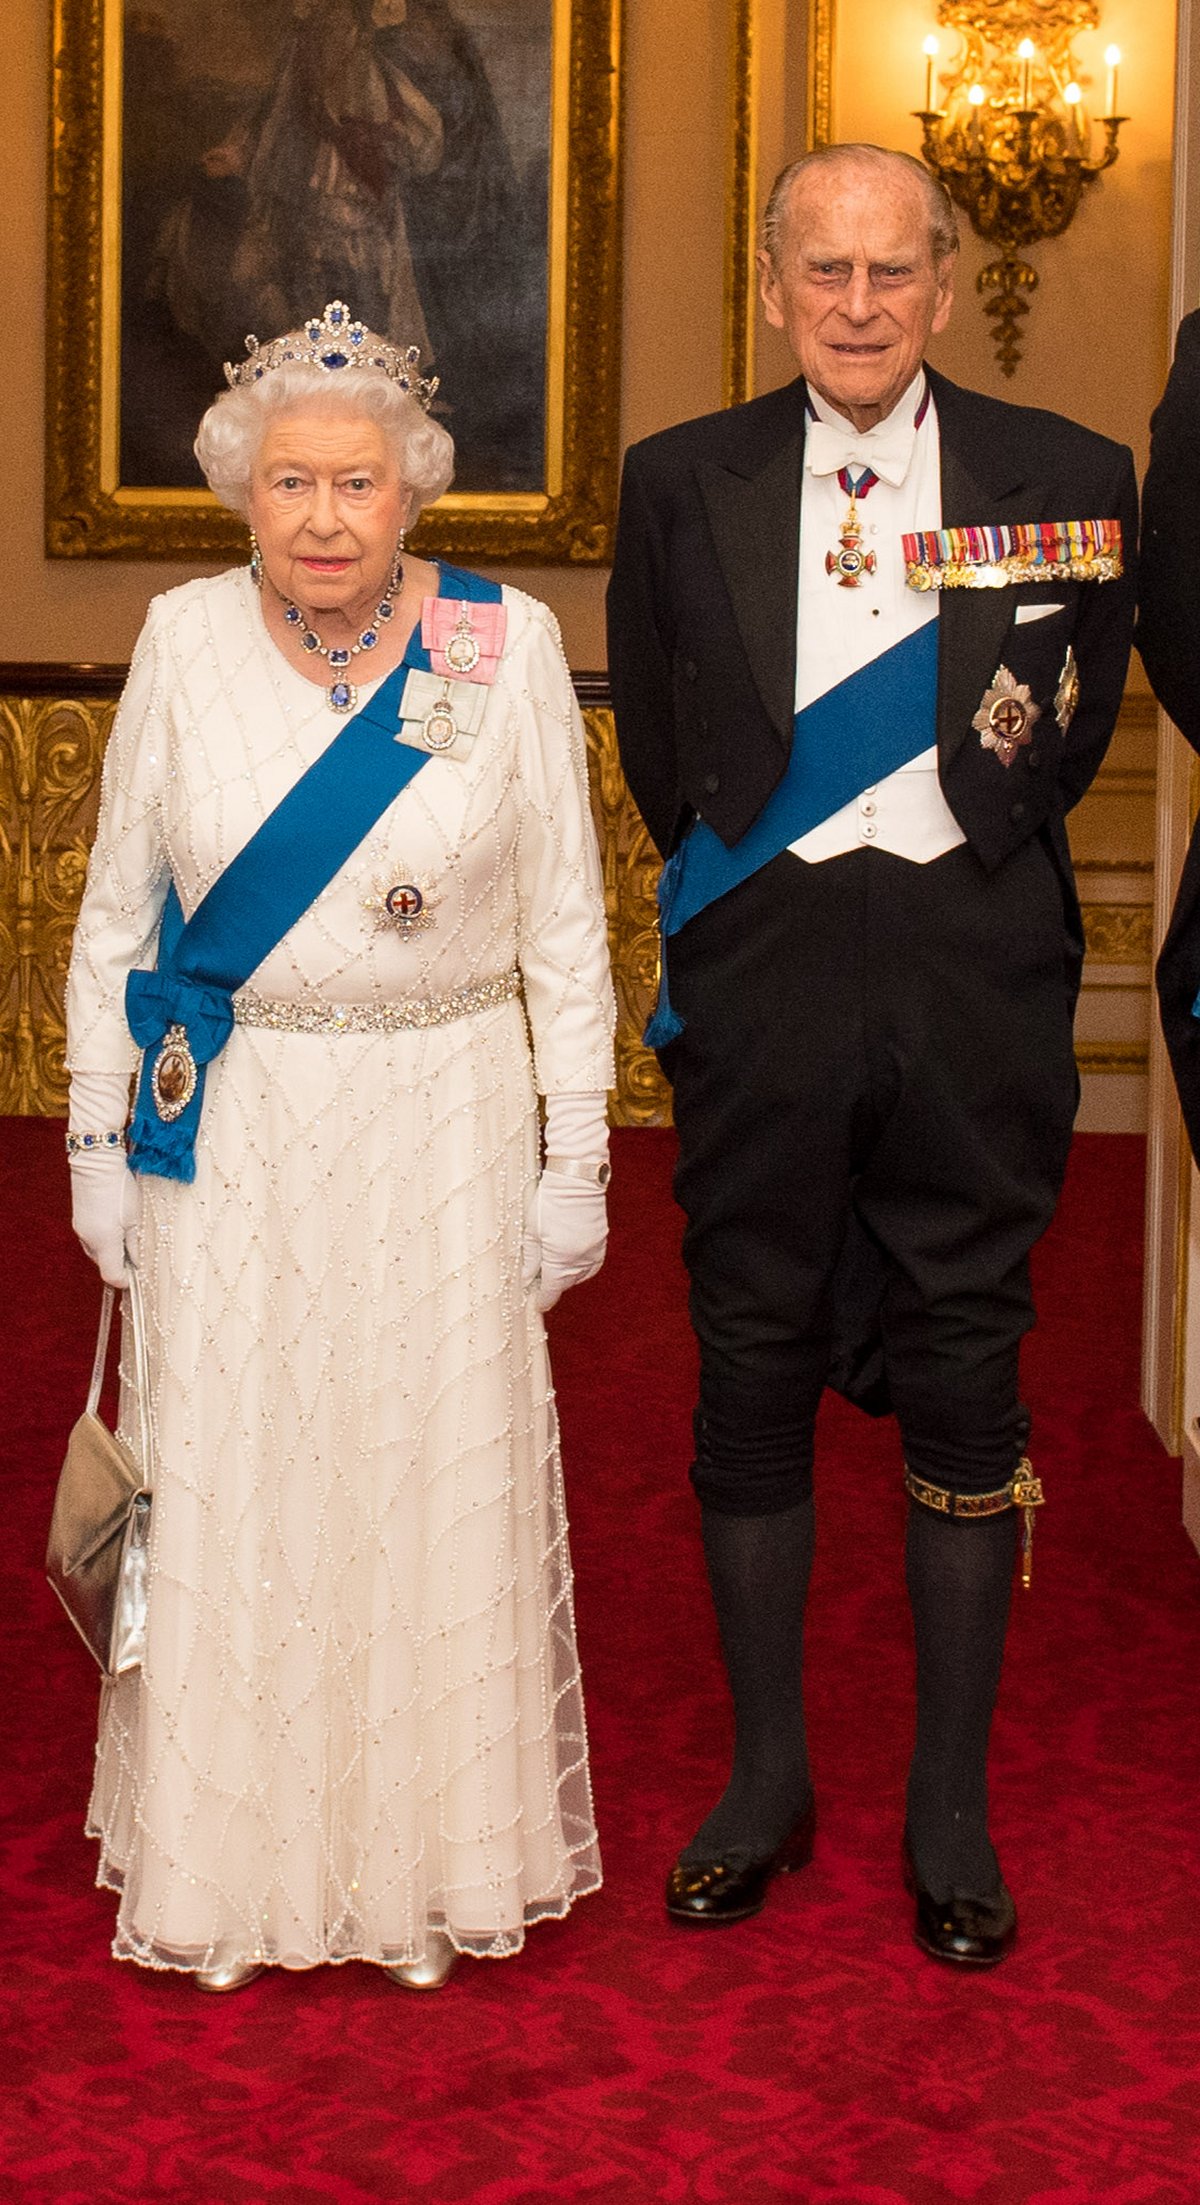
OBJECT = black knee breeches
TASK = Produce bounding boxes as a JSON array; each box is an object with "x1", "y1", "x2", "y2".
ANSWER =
[{"x1": 664, "y1": 841, "x2": 1078, "y2": 1515}]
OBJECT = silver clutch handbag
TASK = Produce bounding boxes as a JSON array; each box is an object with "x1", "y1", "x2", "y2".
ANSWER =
[{"x1": 46, "y1": 1271, "x2": 154, "y2": 1677}]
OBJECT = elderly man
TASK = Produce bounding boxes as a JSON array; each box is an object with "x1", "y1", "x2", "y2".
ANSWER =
[{"x1": 607, "y1": 144, "x2": 1135, "y2": 1964}]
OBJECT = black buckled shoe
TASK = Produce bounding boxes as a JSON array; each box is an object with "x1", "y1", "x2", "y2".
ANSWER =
[
  {"x1": 902, "y1": 1837, "x2": 1017, "y2": 1967},
  {"x1": 665, "y1": 1801, "x2": 816, "y2": 1924}
]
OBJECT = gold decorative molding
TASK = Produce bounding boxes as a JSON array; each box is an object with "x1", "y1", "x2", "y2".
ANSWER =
[
  {"x1": 0, "y1": 674, "x2": 669, "y2": 1128},
  {"x1": 1076, "y1": 1040, "x2": 1149, "y2": 1074},
  {"x1": 810, "y1": 0, "x2": 835, "y2": 148},
  {"x1": 45, "y1": 0, "x2": 622, "y2": 565},
  {"x1": 724, "y1": 0, "x2": 758, "y2": 409},
  {"x1": 1080, "y1": 901, "x2": 1154, "y2": 965},
  {"x1": 0, "y1": 668, "x2": 1154, "y2": 1126},
  {"x1": 723, "y1": 0, "x2": 834, "y2": 408},
  {"x1": 0, "y1": 693, "x2": 114, "y2": 1113},
  {"x1": 582, "y1": 707, "x2": 672, "y2": 1125}
]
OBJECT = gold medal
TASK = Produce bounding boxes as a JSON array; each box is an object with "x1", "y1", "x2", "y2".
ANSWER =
[
  {"x1": 825, "y1": 492, "x2": 877, "y2": 589},
  {"x1": 1055, "y1": 647, "x2": 1080, "y2": 735}
]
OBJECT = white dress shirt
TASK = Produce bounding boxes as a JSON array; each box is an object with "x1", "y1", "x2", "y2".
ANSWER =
[{"x1": 790, "y1": 372, "x2": 966, "y2": 866}]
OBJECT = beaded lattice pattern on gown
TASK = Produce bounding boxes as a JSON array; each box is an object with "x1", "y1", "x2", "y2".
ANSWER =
[{"x1": 66, "y1": 571, "x2": 615, "y2": 1970}]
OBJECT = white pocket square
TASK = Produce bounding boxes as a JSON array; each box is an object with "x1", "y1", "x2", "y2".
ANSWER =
[{"x1": 1014, "y1": 601, "x2": 1066, "y2": 625}]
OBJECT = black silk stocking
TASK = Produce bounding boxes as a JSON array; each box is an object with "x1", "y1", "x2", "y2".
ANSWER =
[
  {"x1": 904, "y1": 1500, "x2": 1017, "y2": 1901},
  {"x1": 680, "y1": 1498, "x2": 815, "y2": 1868}
]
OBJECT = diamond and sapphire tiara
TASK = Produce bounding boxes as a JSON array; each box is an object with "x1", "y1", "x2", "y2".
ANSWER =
[{"x1": 222, "y1": 301, "x2": 439, "y2": 410}]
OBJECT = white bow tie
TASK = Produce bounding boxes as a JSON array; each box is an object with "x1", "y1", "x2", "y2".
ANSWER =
[{"x1": 805, "y1": 413, "x2": 916, "y2": 489}]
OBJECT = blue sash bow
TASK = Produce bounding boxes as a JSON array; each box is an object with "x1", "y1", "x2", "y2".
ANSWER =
[
  {"x1": 645, "y1": 619, "x2": 940, "y2": 1046},
  {"x1": 126, "y1": 562, "x2": 502, "y2": 1181}
]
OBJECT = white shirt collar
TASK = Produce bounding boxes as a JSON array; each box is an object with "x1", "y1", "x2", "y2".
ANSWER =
[{"x1": 804, "y1": 370, "x2": 930, "y2": 488}]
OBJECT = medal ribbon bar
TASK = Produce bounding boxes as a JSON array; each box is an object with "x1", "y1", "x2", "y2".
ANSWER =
[{"x1": 902, "y1": 518, "x2": 1123, "y2": 591}]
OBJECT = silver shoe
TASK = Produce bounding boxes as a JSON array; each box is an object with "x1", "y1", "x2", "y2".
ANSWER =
[
  {"x1": 195, "y1": 1958, "x2": 266, "y2": 1993},
  {"x1": 385, "y1": 1932, "x2": 459, "y2": 1991}
]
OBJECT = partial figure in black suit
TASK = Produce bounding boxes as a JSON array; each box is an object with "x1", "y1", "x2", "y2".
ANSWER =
[
  {"x1": 607, "y1": 145, "x2": 1136, "y2": 1965},
  {"x1": 1138, "y1": 311, "x2": 1200, "y2": 1160}
]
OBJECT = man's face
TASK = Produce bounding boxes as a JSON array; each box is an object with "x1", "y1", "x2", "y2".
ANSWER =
[{"x1": 757, "y1": 159, "x2": 954, "y2": 430}]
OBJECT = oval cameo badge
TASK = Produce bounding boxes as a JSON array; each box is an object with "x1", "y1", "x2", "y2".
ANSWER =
[{"x1": 151, "y1": 1024, "x2": 198, "y2": 1122}]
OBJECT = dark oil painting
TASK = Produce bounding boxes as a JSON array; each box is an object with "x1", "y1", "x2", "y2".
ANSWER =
[{"x1": 119, "y1": 0, "x2": 553, "y2": 495}]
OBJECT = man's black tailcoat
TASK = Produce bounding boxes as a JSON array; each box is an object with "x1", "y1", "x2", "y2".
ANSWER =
[
  {"x1": 607, "y1": 368, "x2": 1136, "y2": 1423},
  {"x1": 608, "y1": 366, "x2": 1136, "y2": 956},
  {"x1": 1139, "y1": 311, "x2": 1200, "y2": 1162}
]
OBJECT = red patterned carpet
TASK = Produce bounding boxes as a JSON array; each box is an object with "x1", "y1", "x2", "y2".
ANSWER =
[{"x1": 3, "y1": 1119, "x2": 1200, "y2": 2204}]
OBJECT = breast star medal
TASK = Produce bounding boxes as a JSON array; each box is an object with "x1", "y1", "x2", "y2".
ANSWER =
[
  {"x1": 826, "y1": 469, "x2": 878, "y2": 589},
  {"x1": 363, "y1": 878, "x2": 439, "y2": 935},
  {"x1": 1055, "y1": 646, "x2": 1080, "y2": 735},
  {"x1": 973, "y1": 667, "x2": 1042, "y2": 768}
]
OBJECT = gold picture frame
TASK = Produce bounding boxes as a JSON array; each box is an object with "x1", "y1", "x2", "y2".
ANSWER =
[
  {"x1": 46, "y1": 0, "x2": 622, "y2": 564},
  {"x1": 724, "y1": 0, "x2": 834, "y2": 407}
]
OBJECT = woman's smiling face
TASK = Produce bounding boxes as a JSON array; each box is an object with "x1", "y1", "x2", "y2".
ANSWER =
[{"x1": 248, "y1": 409, "x2": 412, "y2": 626}]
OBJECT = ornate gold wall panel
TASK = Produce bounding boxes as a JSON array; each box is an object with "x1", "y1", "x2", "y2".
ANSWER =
[
  {"x1": 582, "y1": 707, "x2": 671, "y2": 1124},
  {"x1": 0, "y1": 692, "x2": 114, "y2": 1113},
  {"x1": 0, "y1": 680, "x2": 670, "y2": 1126},
  {"x1": 0, "y1": 675, "x2": 1151, "y2": 1123},
  {"x1": 1080, "y1": 902, "x2": 1153, "y2": 965}
]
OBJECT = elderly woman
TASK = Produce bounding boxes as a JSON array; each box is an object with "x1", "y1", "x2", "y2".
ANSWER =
[{"x1": 65, "y1": 302, "x2": 615, "y2": 1991}]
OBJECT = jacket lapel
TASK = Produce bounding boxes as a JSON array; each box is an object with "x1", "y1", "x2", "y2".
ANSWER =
[
  {"x1": 692, "y1": 370, "x2": 1050, "y2": 771},
  {"x1": 931, "y1": 372, "x2": 1049, "y2": 768},
  {"x1": 696, "y1": 398, "x2": 805, "y2": 751}
]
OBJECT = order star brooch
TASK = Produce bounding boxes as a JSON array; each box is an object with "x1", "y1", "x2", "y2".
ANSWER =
[
  {"x1": 363, "y1": 878, "x2": 440, "y2": 935},
  {"x1": 973, "y1": 667, "x2": 1041, "y2": 768}
]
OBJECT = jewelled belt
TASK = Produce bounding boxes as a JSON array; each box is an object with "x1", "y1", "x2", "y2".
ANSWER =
[{"x1": 233, "y1": 968, "x2": 522, "y2": 1035}]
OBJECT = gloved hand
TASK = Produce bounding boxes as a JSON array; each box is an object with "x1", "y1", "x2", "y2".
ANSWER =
[
  {"x1": 68, "y1": 1069, "x2": 139, "y2": 1288},
  {"x1": 522, "y1": 1092, "x2": 610, "y2": 1314}
]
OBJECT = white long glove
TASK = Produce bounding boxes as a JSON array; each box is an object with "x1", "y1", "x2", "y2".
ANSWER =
[
  {"x1": 522, "y1": 1092, "x2": 610, "y2": 1314},
  {"x1": 68, "y1": 1069, "x2": 139, "y2": 1288}
]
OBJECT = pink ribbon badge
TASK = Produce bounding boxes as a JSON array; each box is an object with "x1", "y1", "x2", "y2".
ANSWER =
[{"x1": 421, "y1": 598, "x2": 507, "y2": 685}]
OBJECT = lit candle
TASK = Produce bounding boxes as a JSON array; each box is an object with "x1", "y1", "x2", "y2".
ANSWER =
[
  {"x1": 967, "y1": 83, "x2": 986, "y2": 150},
  {"x1": 1104, "y1": 43, "x2": 1121, "y2": 117},
  {"x1": 1064, "y1": 80, "x2": 1082, "y2": 150},
  {"x1": 1018, "y1": 37, "x2": 1035, "y2": 110},
  {"x1": 923, "y1": 34, "x2": 939, "y2": 113}
]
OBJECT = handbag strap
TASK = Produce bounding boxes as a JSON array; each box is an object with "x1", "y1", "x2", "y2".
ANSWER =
[{"x1": 85, "y1": 1271, "x2": 156, "y2": 1491}]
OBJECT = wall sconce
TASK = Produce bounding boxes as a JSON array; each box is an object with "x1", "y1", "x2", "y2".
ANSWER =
[{"x1": 915, "y1": 4, "x2": 1126, "y2": 375}]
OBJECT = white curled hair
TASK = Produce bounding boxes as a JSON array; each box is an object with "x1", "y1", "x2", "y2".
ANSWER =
[{"x1": 194, "y1": 364, "x2": 455, "y2": 520}]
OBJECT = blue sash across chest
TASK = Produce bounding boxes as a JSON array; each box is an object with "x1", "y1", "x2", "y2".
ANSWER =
[
  {"x1": 645, "y1": 619, "x2": 940, "y2": 1046},
  {"x1": 126, "y1": 562, "x2": 502, "y2": 1181}
]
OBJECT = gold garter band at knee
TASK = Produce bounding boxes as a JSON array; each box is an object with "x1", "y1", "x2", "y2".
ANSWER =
[{"x1": 903, "y1": 1461, "x2": 1045, "y2": 1590}]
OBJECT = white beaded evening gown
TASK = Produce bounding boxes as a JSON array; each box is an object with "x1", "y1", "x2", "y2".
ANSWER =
[{"x1": 65, "y1": 569, "x2": 615, "y2": 1971}]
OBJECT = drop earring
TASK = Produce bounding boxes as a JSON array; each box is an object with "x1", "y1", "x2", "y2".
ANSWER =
[
  {"x1": 248, "y1": 530, "x2": 264, "y2": 591},
  {"x1": 390, "y1": 528, "x2": 407, "y2": 596}
]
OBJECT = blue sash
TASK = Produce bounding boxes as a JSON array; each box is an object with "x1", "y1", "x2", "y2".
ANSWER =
[
  {"x1": 126, "y1": 562, "x2": 502, "y2": 1181},
  {"x1": 645, "y1": 619, "x2": 940, "y2": 1046}
]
